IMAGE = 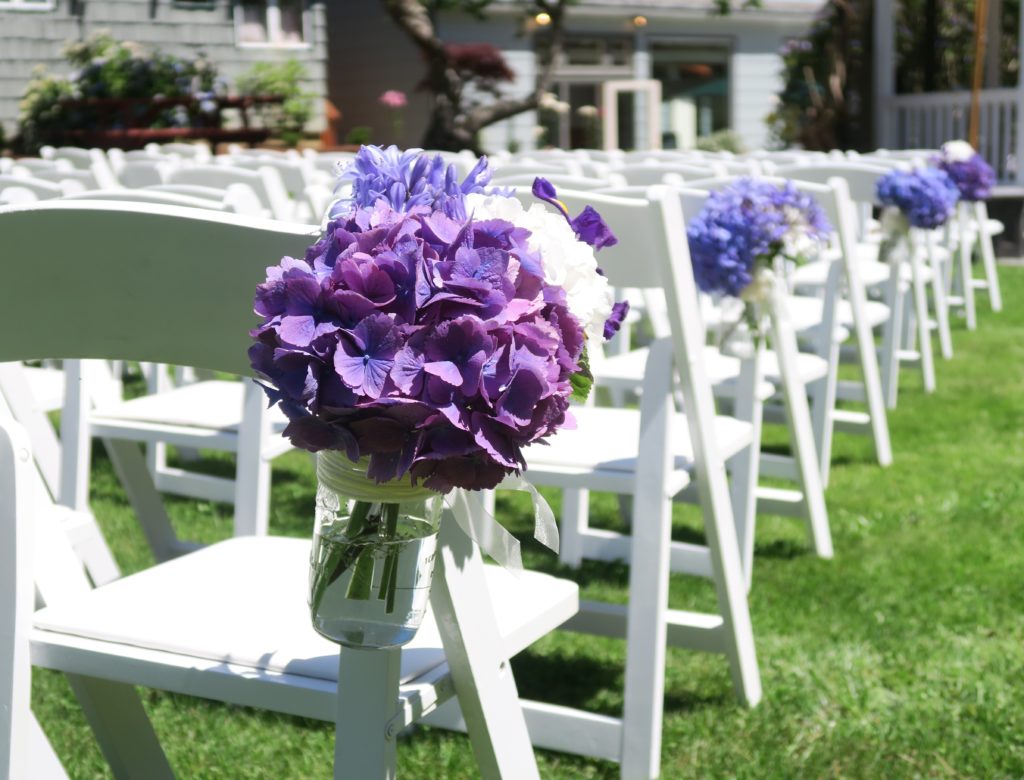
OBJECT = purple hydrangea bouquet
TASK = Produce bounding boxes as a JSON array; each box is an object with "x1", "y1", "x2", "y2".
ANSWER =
[
  {"x1": 250, "y1": 145, "x2": 624, "y2": 647},
  {"x1": 874, "y1": 167, "x2": 960, "y2": 276},
  {"x1": 687, "y1": 178, "x2": 831, "y2": 334},
  {"x1": 876, "y1": 167, "x2": 960, "y2": 231},
  {"x1": 934, "y1": 140, "x2": 996, "y2": 202}
]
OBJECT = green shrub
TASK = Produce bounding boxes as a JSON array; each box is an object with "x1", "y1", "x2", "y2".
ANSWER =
[
  {"x1": 345, "y1": 126, "x2": 373, "y2": 146},
  {"x1": 16, "y1": 31, "x2": 223, "y2": 153},
  {"x1": 236, "y1": 59, "x2": 314, "y2": 146},
  {"x1": 695, "y1": 129, "x2": 744, "y2": 154}
]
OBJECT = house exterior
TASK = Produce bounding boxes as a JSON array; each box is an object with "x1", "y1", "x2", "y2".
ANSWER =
[
  {"x1": 0, "y1": 0, "x2": 328, "y2": 140},
  {"x1": 329, "y1": 0, "x2": 822, "y2": 154}
]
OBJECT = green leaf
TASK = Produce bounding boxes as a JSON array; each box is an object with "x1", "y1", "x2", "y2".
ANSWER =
[{"x1": 570, "y1": 347, "x2": 594, "y2": 404}]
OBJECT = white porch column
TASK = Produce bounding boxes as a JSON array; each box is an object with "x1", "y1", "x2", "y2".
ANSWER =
[
  {"x1": 633, "y1": 33, "x2": 651, "y2": 150},
  {"x1": 873, "y1": 0, "x2": 896, "y2": 149},
  {"x1": 1016, "y1": 2, "x2": 1024, "y2": 181}
]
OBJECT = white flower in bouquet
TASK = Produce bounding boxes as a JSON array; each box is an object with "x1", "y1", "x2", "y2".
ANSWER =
[
  {"x1": 739, "y1": 266, "x2": 776, "y2": 305},
  {"x1": 880, "y1": 206, "x2": 910, "y2": 237},
  {"x1": 465, "y1": 192, "x2": 615, "y2": 341},
  {"x1": 780, "y1": 205, "x2": 822, "y2": 261},
  {"x1": 940, "y1": 140, "x2": 976, "y2": 163}
]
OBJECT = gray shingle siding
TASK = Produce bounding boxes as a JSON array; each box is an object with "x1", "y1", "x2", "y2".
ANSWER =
[{"x1": 0, "y1": 0, "x2": 328, "y2": 139}]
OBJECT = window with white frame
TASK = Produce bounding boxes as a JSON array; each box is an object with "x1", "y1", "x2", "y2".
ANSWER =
[
  {"x1": 236, "y1": 0, "x2": 307, "y2": 46},
  {"x1": 0, "y1": 0, "x2": 55, "y2": 10}
]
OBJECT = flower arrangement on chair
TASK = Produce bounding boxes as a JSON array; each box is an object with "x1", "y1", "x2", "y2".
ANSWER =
[
  {"x1": 686, "y1": 178, "x2": 831, "y2": 335},
  {"x1": 934, "y1": 140, "x2": 996, "y2": 202},
  {"x1": 249, "y1": 145, "x2": 626, "y2": 649},
  {"x1": 875, "y1": 167, "x2": 961, "y2": 272},
  {"x1": 877, "y1": 167, "x2": 960, "y2": 231}
]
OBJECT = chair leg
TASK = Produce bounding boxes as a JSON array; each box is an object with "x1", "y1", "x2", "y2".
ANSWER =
[
  {"x1": 432, "y1": 512, "x2": 540, "y2": 780},
  {"x1": 103, "y1": 438, "x2": 186, "y2": 562},
  {"x1": 233, "y1": 381, "x2": 272, "y2": 537},
  {"x1": 958, "y1": 205, "x2": 977, "y2": 330},
  {"x1": 975, "y1": 202, "x2": 1002, "y2": 312},
  {"x1": 911, "y1": 260, "x2": 936, "y2": 394},
  {"x1": 66, "y1": 674, "x2": 174, "y2": 780},
  {"x1": 559, "y1": 489, "x2": 589, "y2": 569},
  {"x1": 620, "y1": 462, "x2": 674, "y2": 780},
  {"x1": 851, "y1": 277, "x2": 894, "y2": 467},
  {"x1": 927, "y1": 232, "x2": 954, "y2": 360},
  {"x1": 727, "y1": 351, "x2": 764, "y2": 591},
  {"x1": 880, "y1": 278, "x2": 904, "y2": 411},
  {"x1": 30, "y1": 712, "x2": 69, "y2": 780},
  {"x1": 810, "y1": 338, "x2": 839, "y2": 488},
  {"x1": 769, "y1": 307, "x2": 832, "y2": 560},
  {"x1": 334, "y1": 648, "x2": 400, "y2": 780}
]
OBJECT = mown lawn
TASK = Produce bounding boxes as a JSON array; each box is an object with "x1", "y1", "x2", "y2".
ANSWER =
[{"x1": 32, "y1": 267, "x2": 1024, "y2": 779}]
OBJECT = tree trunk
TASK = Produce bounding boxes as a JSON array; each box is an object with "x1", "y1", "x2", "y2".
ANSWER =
[{"x1": 384, "y1": 0, "x2": 566, "y2": 154}]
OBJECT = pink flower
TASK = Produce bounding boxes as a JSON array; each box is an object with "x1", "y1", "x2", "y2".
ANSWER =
[{"x1": 379, "y1": 90, "x2": 407, "y2": 109}]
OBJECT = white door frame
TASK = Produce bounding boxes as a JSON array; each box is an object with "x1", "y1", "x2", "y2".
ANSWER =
[{"x1": 601, "y1": 79, "x2": 663, "y2": 151}]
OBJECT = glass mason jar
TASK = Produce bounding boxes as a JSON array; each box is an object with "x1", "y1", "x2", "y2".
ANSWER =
[{"x1": 309, "y1": 450, "x2": 442, "y2": 650}]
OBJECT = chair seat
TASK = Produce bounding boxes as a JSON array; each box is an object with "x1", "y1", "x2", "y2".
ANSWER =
[
  {"x1": 91, "y1": 379, "x2": 288, "y2": 447},
  {"x1": 786, "y1": 295, "x2": 889, "y2": 336},
  {"x1": 791, "y1": 251, "x2": 891, "y2": 289},
  {"x1": 22, "y1": 365, "x2": 65, "y2": 412},
  {"x1": 593, "y1": 345, "x2": 776, "y2": 401},
  {"x1": 524, "y1": 406, "x2": 752, "y2": 495},
  {"x1": 33, "y1": 536, "x2": 578, "y2": 691},
  {"x1": 594, "y1": 344, "x2": 828, "y2": 404}
]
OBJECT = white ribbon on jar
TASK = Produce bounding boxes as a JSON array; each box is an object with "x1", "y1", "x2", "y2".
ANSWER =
[{"x1": 317, "y1": 451, "x2": 559, "y2": 574}]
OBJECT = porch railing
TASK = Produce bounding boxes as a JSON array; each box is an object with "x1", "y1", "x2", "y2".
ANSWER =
[{"x1": 886, "y1": 88, "x2": 1020, "y2": 182}]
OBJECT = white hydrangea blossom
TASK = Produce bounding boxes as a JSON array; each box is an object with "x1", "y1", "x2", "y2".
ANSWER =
[
  {"x1": 465, "y1": 192, "x2": 614, "y2": 341},
  {"x1": 780, "y1": 206, "x2": 821, "y2": 261},
  {"x1": 941, "y1": 140, "x2": 976, "y2": 163}
]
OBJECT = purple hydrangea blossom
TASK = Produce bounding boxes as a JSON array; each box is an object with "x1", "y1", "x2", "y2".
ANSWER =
[
  {"x1": 531, "y1": 178, "x2": 619, "y2": 250},
  {"x1": 330, "y1": 144, "x2": 494, "y2": 221},
  {"x1": 876, "y1": 168, "x2": 960, "y2": 229},
  {"x1": 250, "y1": 200, "x2": 585, "y2": 493},
  {"x1": 935, "y1": 153, "x2": 996, "y2": 202},
  {"x1": 687, "y1": 178, "x2": 831, "y2": 298}
]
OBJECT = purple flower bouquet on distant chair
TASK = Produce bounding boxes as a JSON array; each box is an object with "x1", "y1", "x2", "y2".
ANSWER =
[
  {"x1": 686, "y1": 178, "x2": 830, "y2": 337},
  {"x1": 250, "y1": 145, "x2": 625, "y2": 649},
  {"x1": 934, "y1": 140, "x2": 995, "y2": 202}
]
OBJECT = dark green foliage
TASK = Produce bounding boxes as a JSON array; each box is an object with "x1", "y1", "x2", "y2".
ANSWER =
[{"x1": 17, "y1": 33, "x2": 221, "y2": 153}]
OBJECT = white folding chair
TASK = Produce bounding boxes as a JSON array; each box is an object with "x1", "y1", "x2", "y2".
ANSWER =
[
  {"x1": 688, "y1": 174, "x2": 895, "y2": 480},
  {"x1": 0, "y1": 175, "x2": 75, "y2": 200},
  {"x1": 0, "y1": 199, "x2": 580, "y2": 779},
  {"x1": 62, "y1": 189, "x2": 234, "y2": 212},
  {"x1": 776, "y1": 162, "x2": 953, "y2": 395},
  {"x1": 485, "y1": 187, "x2": 762, "y2": 780},
  {"x1": 614, "y1": 162, "x2": 725, "y2": 186},
  {"x1": 489, "y1": 173, "x2": 627, "y2": 191},
  {"x1": 949, "y1": 199, "x2": 1004, "y2": 328},
  {"x1": 166, "y1": 164, "x2": 295, "y2": 221},
  {"x1": 489, "y1": 161, "x2": 583, "y2": 178},
  {"x1": 146, "y1": 183, "x2": 266, "y2": 217}
]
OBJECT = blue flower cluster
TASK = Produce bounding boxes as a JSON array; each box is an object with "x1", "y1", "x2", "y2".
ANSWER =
[
  {"x1": 686, "y1": 178, "x2": 831, "y2": 298},
  {"x1": 876, "y1": 168, "x2": 960, "y2": 229},
  {"x1": 935, "y1": 154, "x2": 996, "y2": 202},
  {"x1": 329, "y1": 145, "x2": 493, "y2": 222}
]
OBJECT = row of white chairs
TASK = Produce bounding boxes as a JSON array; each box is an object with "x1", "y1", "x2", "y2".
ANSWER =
[{"x1": 0, "y1": 145, "x2": 1006, "y2": 778}]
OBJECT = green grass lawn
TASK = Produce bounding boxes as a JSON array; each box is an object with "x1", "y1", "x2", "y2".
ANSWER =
[{"x1": 32, "y1": 268, "x2": 1024, "y2": 779}]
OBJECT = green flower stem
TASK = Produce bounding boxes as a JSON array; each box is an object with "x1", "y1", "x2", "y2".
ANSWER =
[
  {"x1": 311, "y1": 500, "x2": 405, "y2": 613},
  {"x1": 344, "y1": 547, "x2": 376, "y2": 600}
]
